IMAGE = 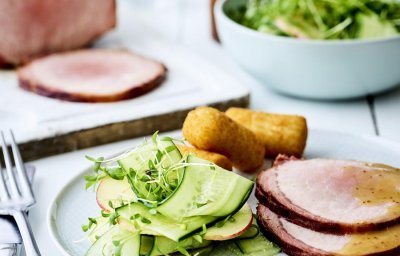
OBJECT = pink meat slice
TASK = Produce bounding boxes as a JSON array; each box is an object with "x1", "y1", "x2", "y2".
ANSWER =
[
  {"x1": 257, "y1": 204, "x2": 400, "y2": 256},
  {"x1": 256, "y1": 157, "x2": 400, "y2": 234},
  {"x1": 0, "y1": 0, "x2": 115, "y2": 66},
  {"x1": 17, "y1": 49, "x2": 166, "y2": 102}
]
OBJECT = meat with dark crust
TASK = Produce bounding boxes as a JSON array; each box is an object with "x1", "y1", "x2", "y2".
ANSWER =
[
  {"x1": 256, "y1": 158, "x2": 400, "y2": 234},
  {"x1": 17, "y1": 49, "x2": 166, "y2": 103},
  {"x1": 257, "y1": 204, "x2": 400, "y2": 256},
  {"x1": 0, "y1": 0, "x2": 116, "y2": 67}
]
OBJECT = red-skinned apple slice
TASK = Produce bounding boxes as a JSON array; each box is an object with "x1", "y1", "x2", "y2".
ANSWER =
[
  {"x1": 96, "y1": 177, "x2": 136, "y2": 212},
  {"x1": 203, "y1": 203, "x2": 253, "y2": 241}
]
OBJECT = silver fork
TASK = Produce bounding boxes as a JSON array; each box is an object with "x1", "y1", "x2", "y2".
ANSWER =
[{"x1": 0, "y1": 131, "x2": 40, "y2": 256}]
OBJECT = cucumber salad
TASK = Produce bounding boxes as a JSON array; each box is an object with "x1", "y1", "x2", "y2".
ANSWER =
[{"x1": 82, "y1": 133, "x2": 280, "y2": 255}]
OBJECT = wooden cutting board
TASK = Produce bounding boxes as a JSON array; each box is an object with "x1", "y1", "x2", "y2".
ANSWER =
[{"x1": 0, "y1": 27, "x2": 249, "y2": 161}]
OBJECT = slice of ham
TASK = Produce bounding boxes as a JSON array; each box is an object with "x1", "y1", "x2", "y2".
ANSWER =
[
  {"x1": 17, "y1": 49, "x2": 166, "y2": 102},
  {"x1": 256, "y1": 158, "x2": 400, "y2": 234},
  {"x1": 0, "y1": 0, "x2": 116, "y2": 66},
  {"x1": 257, "y1": 204, "x2": 400, "y2": 256}
]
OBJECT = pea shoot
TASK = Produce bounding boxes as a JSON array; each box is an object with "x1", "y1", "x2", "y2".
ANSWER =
[{"x1": 84, "y1": 132, "x2": 213, "y2": 208}]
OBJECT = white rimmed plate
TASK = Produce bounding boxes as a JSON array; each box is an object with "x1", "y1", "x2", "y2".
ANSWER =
[{"x1": 47, "y1": 129, "x2": 400, "y2": 256}]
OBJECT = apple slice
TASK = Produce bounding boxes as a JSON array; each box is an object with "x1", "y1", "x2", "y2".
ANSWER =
[
  {"x1": 204, "y1": 203, "x2": 253, "y2": 241},
  {"x1": 96, "y1": 177, "x2": 136, "y2": 212}
]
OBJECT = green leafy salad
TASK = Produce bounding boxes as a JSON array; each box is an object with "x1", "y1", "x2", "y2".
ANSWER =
[
  {"x1": 227, "y1": 0, "x2": 400, "y2": 39},
  {"x1": 81, "y1": 132, "x2": 280, "y2": 256}
]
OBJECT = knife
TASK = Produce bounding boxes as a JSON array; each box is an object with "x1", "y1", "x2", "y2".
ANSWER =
[{"x1": 0, "y1": 165, "x2": 35, "y2": 256}]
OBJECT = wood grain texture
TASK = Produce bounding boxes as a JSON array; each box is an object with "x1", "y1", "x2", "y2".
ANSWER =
[{"x1": 19, "y1": 95, "x2": 249, "y2": 161}]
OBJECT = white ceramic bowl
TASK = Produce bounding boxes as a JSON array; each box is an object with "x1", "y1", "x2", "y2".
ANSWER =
[{"x1": 215, "y1": 0, "x2": 400, "y2": 100}]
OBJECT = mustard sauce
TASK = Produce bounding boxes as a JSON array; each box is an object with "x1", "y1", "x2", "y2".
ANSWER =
[
  {"x1": 339, "y1": 224, "x2": 400, "y2": 255},
  {"x1": 353, "y1": 164, "x2": 400, "y2": 219},
  {"x1": 339, "y1": 163, "x2": 400, "y2": 255}
]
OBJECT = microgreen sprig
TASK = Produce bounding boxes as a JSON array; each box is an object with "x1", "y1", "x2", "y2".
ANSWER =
[
  {"x1": 81, "y1": 217, "x2": 98, "y2": 232},
  {"x1": 84, "y1": 132, "x2": 216, "y2": 208}
]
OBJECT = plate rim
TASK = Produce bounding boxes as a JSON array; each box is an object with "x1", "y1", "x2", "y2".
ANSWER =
[{"x1": 46, "y1": 128, "x2": 400, "y2": 255}]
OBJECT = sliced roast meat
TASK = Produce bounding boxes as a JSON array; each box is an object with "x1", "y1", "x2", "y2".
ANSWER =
[
  {"x1": 18, "y1": 49, "x2": 166, "y2": 102},
  {"x1": 0, "y1": 0, "x2": 116, "y2": 67},
  {"x1": 256, "y1": 158, "x2": 400, "y2": 234},
  {"x1": 257, "y1": 204, "x2": 400, "y2": 256},
  {"x1": 272, "y1": 154, "x2": 300, "y2": 167}
]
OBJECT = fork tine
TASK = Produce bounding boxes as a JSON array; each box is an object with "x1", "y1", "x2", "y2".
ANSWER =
[
  {"x1": 0, "y1": 131, "x2": 40, "y2": 255},
  {"x1": 0, "y1": 131, "x2": 19, "y2": 198},
  {"x1": 0, "y1": 161, "x2": 10, "y2": 201},
  {"x1": 10, "y1": 131, "x2": 34, "y2": 201}
]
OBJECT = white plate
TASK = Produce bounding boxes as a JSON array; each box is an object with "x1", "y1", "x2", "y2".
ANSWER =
[{"x1": 47, "y1": 129, "x2": 400, "y2": 256}]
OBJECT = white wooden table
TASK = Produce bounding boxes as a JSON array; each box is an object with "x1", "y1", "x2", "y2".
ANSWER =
[{"x1": 26, "y1": 0, "x2": 400, "y2": 255}]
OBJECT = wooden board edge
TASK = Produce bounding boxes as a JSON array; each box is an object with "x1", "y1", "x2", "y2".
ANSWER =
[{"x1": 19, "y1": 94, "x2": 250, "y2": 161}]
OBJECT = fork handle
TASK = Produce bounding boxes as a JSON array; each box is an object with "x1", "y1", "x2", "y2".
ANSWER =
[{"x1": 12, "y1": 211, "x2": 41, "y2": 256}]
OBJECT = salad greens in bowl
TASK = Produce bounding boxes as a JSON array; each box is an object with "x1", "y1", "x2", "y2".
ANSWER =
[
  {"x1": 215, "y1": 0, "x2": 400, "y2": 99},
  {"x1": 229, "y1": 0, "x2": 400, "y2": 40}
]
